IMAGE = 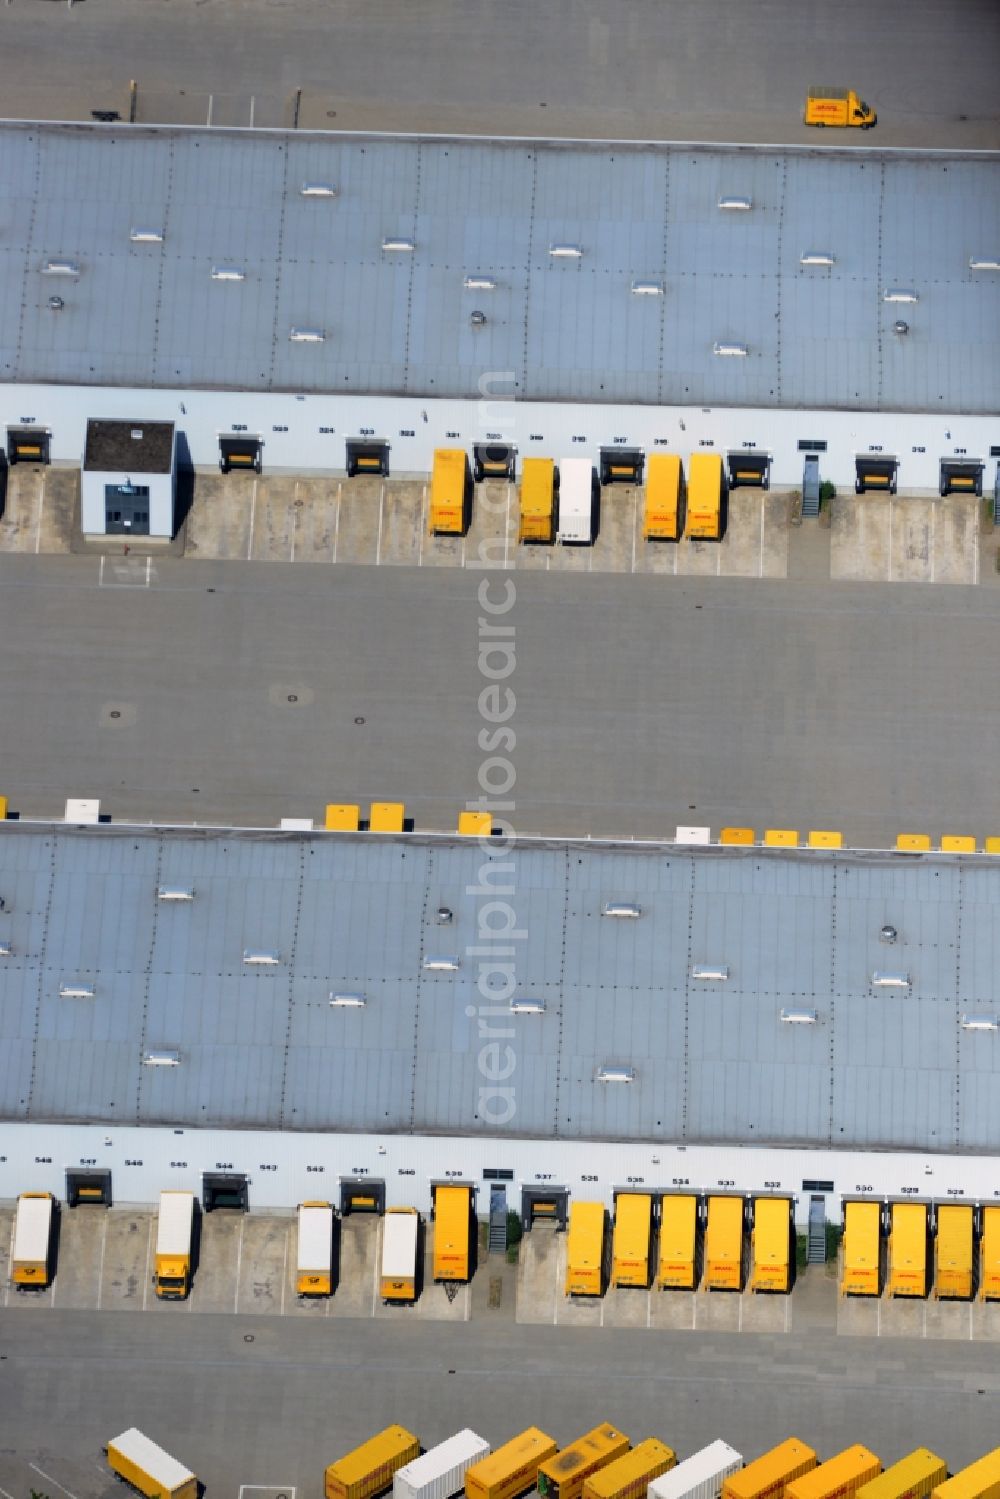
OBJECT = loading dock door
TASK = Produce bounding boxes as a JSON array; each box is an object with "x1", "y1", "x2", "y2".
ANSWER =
[
  {"x1": 855, "y1": 456, "x2": 898, "y2": 494},
  {"x1": 939, "y1": 459, "x2": 983, "y2": 497},
  {"x1": 521, "y1": 1184, "x2": 569, "y2": 1231},
  {"x1": 346, "y1": 439, "x2": 389, "y2": 478},
  {"x1": 474, "y1": 443, "x2": 516, "y2": 483},
  {"x1": 340, "y1": 1176, "x2": 386, "y2": 1215},
  {"x1": 202, "y1": 1172, "x2": 248, "y2": 1212},
  {"x1": 66, "y1": 1168, "x2": 112, "y2": 1207},
  {"x1": 7, "y1": 427, "x2": 50, "y2": 465},
  {"x1": 727, "y1": 451, "x2": 770, "y2": 489},
  {"x1": 219, "y1": 436, "x2": 262, "y2": 474},
  {"x1": 600, "y1": 447, "x2": 644, "y2": 486}
]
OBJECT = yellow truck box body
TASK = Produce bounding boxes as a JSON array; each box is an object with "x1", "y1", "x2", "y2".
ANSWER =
[
  {"x1": 723, "y1": 1439, "x2": 817, "y2": 1499},
  {"x1": 537, "y1": 1425, "x2": 630, "y2": 1499},
  {"x1": 369, "y1": 802, "x2": 405, "y2": 833},
  {"x1": 857, "y1": 1451, "x2": 947, "y2": 1499},
  {"x1": 466, "y1": 1428, "x2": 559, "y2": 1499},
  {"x1": 932, "y1": 1451, "x2": 1000, "y2": 1499},
  {"x1": 380, "y1": 1207, "x2": 419, "y2": 1302},
  {"x1": 106, "y1": 1428, "x2": 197, "y2": 1499},
  {"x1": 611, "y1": 1194, "x2": 653, "y2": 1288},
  {"x1": 430, "y1": 448, "x2": 468, "y2": 534},
  {"x1": 935, "y1": 1204, "x2": 973, "y2": 1299},
  {"x1": 804, "y1": 87, "x2": 876, "y2": 128},
  {"x1": 643, "y1": 453, "x2": 682, "y2": 540},
  {"x1": 565, "y1": 1201, "x2": 606, "y2": 1296},
  {"x1": 888, "y1": 1202, "x2": 928, "y2": 1297},
  {"x1": 583, "y1": 1438, "x2": 675, "y2": 1499},
  {"x1": 12, "y1": 1192, "x2": 53, "y2": 1287},
  {"x1": 787, "y1": 1448, "x2": 881, "y2": 1499},
  {"x1": 686, "y1": 453, "x2": 723, "y2": 540},
  {"x1": 325, "y1": 1425, "x2": 421, "y2": 1499},
  {"x1": 981, "y1": 1207, "x2": 1000, "y2": 1299},
  {"x1": 704, "y1": 1195, "x2": 744, "y2": 1290},
  {"x1": 432, "y1": 1185, "x2": 471, "y2": 1282},
  {"x1": 658, "y1": 1194, "x2": 698, "y2": 1289},
  {"x1": 841, "y1": 1200, "x2": 881, "y2": 1296},
  {"x1": 519, "y1": 458, "x2": 556, "y2": 543},
  {"x1": 154, "y1": 1190, "x2": 194, "y2": 1299},
  {"x1": 750, "y1": 1198, "x2": 792, "y2": 1293}
]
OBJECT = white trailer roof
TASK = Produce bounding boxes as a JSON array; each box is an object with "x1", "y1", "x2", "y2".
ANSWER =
[
  {"x1": 381, "y1": 1210, "x2": 419, "y2": 1277},
  {"x1": 108, "y1": 1428, "x2": 195, "y2": 1490},
  {"x1": 296, "y1": 1202, "x2": 333, "y2": 1271},
  {"x1": 649, "y1": 1442, "x2": 743, "y2": 1499},
  {"x1": 155, "y1": 1190, "x2": 194, "y2": 1254},
  {"x1": 13, "y1": 1195, "x2": 51, "y2": 1262},
  {"x1": 397, "y1": 1430, "x2": 491, "y2": 1488}
]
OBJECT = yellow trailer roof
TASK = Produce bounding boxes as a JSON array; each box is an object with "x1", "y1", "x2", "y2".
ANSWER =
[
  {"x1": 431, "y1": 448, "x2": 467, "y2": 499},
  {"x1": 467, "y1": 1428, "x2": 558, "y2": 1491},
  {"x1": 723, "y1": 1438, "x2": 817, "y2": 1499},
  {"x1": 706, "y1": 1196, "x2": 743, "y2": 1259},
  {"x1": 932, "y1": 1449, "x2": 1000, "y2": 1499},
  {"x1": 660, "y1": 1195, "x2": 697, "y2": 1260},
  {"x1": 567, "y1": 1202, "x2": 605, "y2": 1263},
  {"x1": 584, "y1": 1439, "x2": 675, "y2": 1499},
  {"x1": 936, "y1": 1205, "x2": 973, "y2": 1273},
  {"x1": 753, "y1": 1198, "x2": 791, "y2": 1267},
  {"x1": 328, "y1": 1427, "x2": 420, "y2": 1486},
  {"x1": 889, "y1": 1202, "x2": 927, "y2": 1286},
  {"x1": 844, "y1": 1201, "x2": 881, "y2": 1268},
  {"x1": 521, "y1": 458, "x2": 555, "y2": 516},
  {"x1": 613, "y1": 1194, "x2": 651, "y2": 1258},
  {"x1": 857, "y1": 1450, "x2": 946, "y2": 1499},
  {"x1": 787, "y1": 1448, "x2": 881, "y2": 1499}
]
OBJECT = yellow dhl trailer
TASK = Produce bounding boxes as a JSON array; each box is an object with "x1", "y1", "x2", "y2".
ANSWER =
[
  {"x1": 804, "y1": 87, "x2": 876, "y2": 128},
  {"x1": 841, "y1": 1200, "x2": 881, "y2": 1296},
  {"x1": 381, "y1": 1206, "x2": 419, "y2": 1302},
  {"x1": 432, "y1": 1184, "x2": 471, "y2": 1282},
  {"x1": 932, "y1": 1450, "x2": 1000, "y2": 1499},
  {"x1": 685, "y1": 452, "x2": 723, "y2": 540},
  {"x1": 105, "y1": 1428, "x2": 197, "y2": 1499},
  {"x1": 750, "y1": 1197, "x2": 792, "y2": 1294},
  {"x1": 564, "y1": 1200, "x2": 607, "y2": 1296},
  {"x1": 657, "y1": 1194, "x2": 698, "y2": 1289},
  {"x1": 704, "y1": 1195, "x2": 744, "y2": 1290},
  {"x1": 888, "y1": 1202, "x2": 928, "y2": 1297},
  {"x1": 857, "y1": 1451, "x2": 947, "y2": 1499},
  {"x1": 980, "y1": 1206, "x2": 1000, "y2": 1299},
  {"x1": 11, "y1": 1192, "x2": 54, "y2": 1289},
  {"x1": 519, "y1": 458, "x2": 557, "y2": 543},
  {"x1": 611, "y1": 1193, "x2": 653, "y2": 1288},
  {"x1": 583, "y1": 1438, "x2": 675, "y2": 1499},
  {"x1": 723, "y1": 1438, "x2": 817, "y2": 1499},
  {"x1": 326, "y1": 1425, "x2": 421, "y2": 1499},
  {"x1": 935, "y1": 1204, "x2": 974, "y2": 1300},
  {"x1": 466, "y1": 1428, "x2": 559, "y2": 1499},
  {"x1": 537, "y1": 1426, "x2": 630, "y2": 1499},
  {"x1": 429, "y1": 448, "x2": 469, "y2": 535},
  {"x1": 786, "y1": 1448, "x2": 881, "y2": 1499},
  {"x1": 643, "y1": 453, "x2": 683, "y2": 540},
  {"x1": 297, "y1": 1201, "x2": 334, "y2": 1296}
]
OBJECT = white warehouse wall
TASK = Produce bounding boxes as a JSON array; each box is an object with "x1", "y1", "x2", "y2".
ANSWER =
[{"x1": 80, "y1": 468, "x2": 175, "y2": 536}]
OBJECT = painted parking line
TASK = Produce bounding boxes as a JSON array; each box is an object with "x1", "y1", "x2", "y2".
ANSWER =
[{"x1": 29, "y1": 1462, "x2": 79, "y2": 1499}]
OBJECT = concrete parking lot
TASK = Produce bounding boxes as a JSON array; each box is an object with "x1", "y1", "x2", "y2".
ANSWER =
[{"x1": 831, "y1": 494, "x2": 980, "y2": 586}]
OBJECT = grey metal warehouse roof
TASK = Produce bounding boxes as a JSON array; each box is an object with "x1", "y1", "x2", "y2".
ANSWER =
[
  {"x1": 1, "y1": 122, "x2": 998, "y2": 412},
  {"x1": 1, "y1": 825, "x2": 999, "y2": 1153}
]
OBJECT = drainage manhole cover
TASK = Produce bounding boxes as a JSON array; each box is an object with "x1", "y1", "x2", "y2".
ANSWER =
[
  {"x1": 287, "y1": 694, "x2": 298, "y2": 703},
  {"x1": 244, "y1": 1333, "x2": 255, "y2": 1343},
  {"x1": 354, "y1": 716, "x2": 366, "y2": 724}
]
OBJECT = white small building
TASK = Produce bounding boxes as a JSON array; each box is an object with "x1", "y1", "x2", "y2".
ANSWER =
[{"x1": 81, "y1": 419, "x2": 176, "y2": 538}]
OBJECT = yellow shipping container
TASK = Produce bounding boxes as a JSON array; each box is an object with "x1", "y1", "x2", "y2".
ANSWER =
[
  {"x1": 932, "y1": 1450, "x2": 1000, "y2": 1499},
  {"x1": 685, "y1": 452, "x2": 723, "y2": 540},
  {"x1": 704, "y1": 1195, "x2": 744, "y2": 1291},
  {"x1": 466, "y1": 1428, "x2": 559, "y2": 1499},
  {"x1": 432, "y1": 1184, "x2": 471, "y2": 1282},
  {"x1": 369, "y1": 802, "x2": 405, "y2": 833},
  {"x1": 935, "y1": 1204, "x2": 974, "y2": 1300},
  {"x1": 857, "y1": 1450, "x2": 947, "y2": 1499},
  {"x1": 611, "y1": 1194, "x2": 653, "y2": 1288},
  {"x1": 786, "y1": 1447, "x2": 881, "y2": 1499},
  {"x1": 565, "y1": 1201, "x2": 607, "y2": 1297},
  {"x1": 658, "y1": 1194, "x2": 698, "y2": 1290},
  {"x1": 750, "y1": 1198, "x2": 792, "y2": 1294},
  {"x1": 583, "y1": 1439, "x2": 675, "y2": 1499},
  {"x1": 430, "y1": 448, "x2": 469, "y2": 535},
  {"x1": 537, "y1": 1426, "x2": 630, "y2": 1499},
  {"x1": 841, "y1": 1200, "x2": 881, "y2": 1296},
  {"x1": 325, "y1": 1426, "x2": 421, "y2": 1499},
  {"x1": 981, "y1": 1207, "x2": 1000, "y2": 1299},
  {"x1": 519, "y1": 458, "x2": 557, "y2": 543},
  {"x1": 643, "y1": 453, "x2": 682, "y2": 540},
  {"x1": 723, "y1": 1437, "x2": 817, "y2": 1499},
  {"x1": 888, "y1": 1202, "x2": 928, "y2": 1297}
]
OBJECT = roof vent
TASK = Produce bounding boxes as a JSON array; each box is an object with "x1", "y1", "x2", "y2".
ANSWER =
[
  {"x1": 631, "y1": 279, "x2": 664, "y2": 296},
  {"x1": 435, "y1": 907, "x2": 454, "y2": 925},
  {"x1": 509, "y1": 997, "x2": 546, "y2": 1015},
  {"x1": 143, "y1": 1049, "x2": 181, "y2": 1067},
  {"x1": 549, "y1": 244, "x2": 583, "y2": 259},
  {"x1": 969, "y1": 258, "x2": 1000, "y2": 272},
  {"x1": 289, "y1": 327, "x2": 325, "y2": 343},
  {"x1": 41, "y1": 259, "x2": 80, "y2": 277},
  {"x1": 0, "y1": 941, "x2": 12, "y2": 957},
  {"x1": 59, "y1": 983, "x2": 95, "y2": 999},
  {"x1": 130, "y1": 227, "x2": 164, "y2": 244},
  {"x1": 382, "y1": 237, "x2": 415, "y2": 253},
  {"x1": 879, "y1": 924, "x2": 898, "y2": 944},
  {"x1": 243, "y1": 949, "x2": 281, "y2": 966},
  {"x1": 884, "y1": 288, "x2": 918, "y2": 303},
  {"x1": 713, "y1": 342, "x2": 748, "y2": 357},
  {"x1": 691, "y1": 964, "x2": 730, "y2": 981},
  {"x1": 800, "y1": 252, "x2": 835, "y2": 266},
  {"x1": 602, "y1": 901, "x2": 642, "y2": 919},
  {"x1": 596, "y1": 1065, "x2": 636, "y2": 1083},
  {"x1": 211, "y1": 266, "x2": 246, "y2": 282},
  {"x1": 464, "y1": 275, "x2": 497, "y2": 291},
  {"x1": 47, "y1": 295, "x2": 65, "y2": 311},
  {"x1": 469, "y1": 310, "x2": 487, "y2": 328},
  {"x1": 718, "y1": 196, "x2": 752, "y2": 211},
  {"x1": 300, "y1": 182, "x2": 338, "y2": 198},
  {"x1": 961, "y1": 1014, "x2": 998, "y2": 1032},
  {"x1": 892, "y1": 320, "x2": 909, "y2": 336},
  {"x1": 158, "y1": 885, "x2": 195, "y2": 902},
  {"x1": 872, "y1": 970, "x2": 910, "y2": 988},
  {"x1": 329, "y1": 992, "x2": 367, "y2": 1008},
  {"x1": 423, "y1": 955, "x2": 460, "y2": 971},
  {"x1": 780, "y1": 1008, "x2": 818, "y2": 1025}
]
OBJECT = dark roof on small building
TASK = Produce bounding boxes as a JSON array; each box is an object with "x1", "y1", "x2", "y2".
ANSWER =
[{"x1": 84, "y1": 419, "x2": 174, "y2": 473}]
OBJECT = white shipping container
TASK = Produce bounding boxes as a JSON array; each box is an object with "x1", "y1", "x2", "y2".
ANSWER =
[
  {"x1": 156, "y1": 1191, "x2": 195, "y2": 1256},
  {"x1": 297, "y1": 1203, "x2": 333, "y2": 1274},
  {"x1": 108, "y1": 1428, "x2": 195, "y2": 1496},
  {"x1": 557, "y1": 457, "x2": 595, "y2": 543},
  {"x1": 13, "y1": 1194, "x2": 52, "y2": 1265},
  {"x1": 394, "y1": 1429, "x2": 490, "y2": 1499},
  {"x1": 647, "y1": 1441, "x2": 743, "y2": 1499},
  {"x1": 382, "y1": 1209, "x2": 419, "y2": 1279}
]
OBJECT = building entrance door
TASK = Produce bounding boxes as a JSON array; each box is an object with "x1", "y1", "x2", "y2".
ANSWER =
[{"x1": 104, "y1": 482, "x2": 150, "y2": 535}]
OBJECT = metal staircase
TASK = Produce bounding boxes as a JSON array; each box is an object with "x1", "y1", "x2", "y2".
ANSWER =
[
  {"x1": 807, "y1": 1195, "x2": 827, "y2": 1263},
  {"x1": 488, "y1": 1186, "x2": 508, "y2": 1254}
]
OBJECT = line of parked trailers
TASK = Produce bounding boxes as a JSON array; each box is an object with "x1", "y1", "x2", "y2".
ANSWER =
[{"x1": 99, "y1": 1422, "x2": 1000, "y2": 1499}]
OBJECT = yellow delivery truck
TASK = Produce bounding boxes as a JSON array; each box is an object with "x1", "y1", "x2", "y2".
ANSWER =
[
  {"x1": 105, "y1": 1429, "x2": 197, "y2": 1499},
  {"x1": 750, "y1": 1197, "x2": 792, "y2": 1294},
  {"x1": 538, "y1": 1426, "x2": 630, "y2": 1499},
  {"x1": 982, "y1": 1206, "x2": 1000, "y2": 1300},
  {"x1": 805, "y1": 87, "x2": 876, "y2": 128},
  {"x1": 887, "y1": 1202, "x2": 928, "y2": 1297},
  {"x1": 841, "y1": 1199, "x2": 882, "y2": 1296},
  {"x1": 643, "y1": 453, "x2": 683, "y2": 540},
  {"x1": 325, "y1": 1426, "x2": 421, "y2": 1499},
  {"x1": 565, "y1": 1201, "x2": 607, "y2": 1297},
  {"x1": 704, "y1": 1195, "x2": 744, "y2": 1291},
  {"x1": 935, "y1": 1204, "x2": 973, "y2": 1300},
  {"x1": 519, "y1": 458, "x2": 557, "y2": 543},
  {"x1": 686, "y1": 452, "x2": 723, "y2": 540},
  {"x1": 430, "y1": 448, "x2": 470, "y2": 535},
  {"x1": 857, "y1": 1450, "x2": 947, "y2": 1499},
  {"x1": 611, "y1": 1193, "x2": 653, "y2": 1289},
  {"x1": 432, "y1": 1184, "x2": 471, "y2": 1282},
  {"x1": 657, "y1": 1194, "x2": 699, "y2": 1290},
  {"x1": 724, "y1": 1439, "x2": 816, "y2": 1499},
  {"x1": 11, "y1": 1192, "x2": 54, "y2": 1290},
  {"x1": 932, "y1": 1449, "x2": 1000, "y2": 1499},
  {"x1": 466, "y1": 1428, "x2": 559, "y2": 1499},
  {"x1": 583, "y1": 1439, "x2": 675, "y2": 1499},
  {"x1": 381, "y1": 1206, "x2": 419, "y2": 1303}
]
